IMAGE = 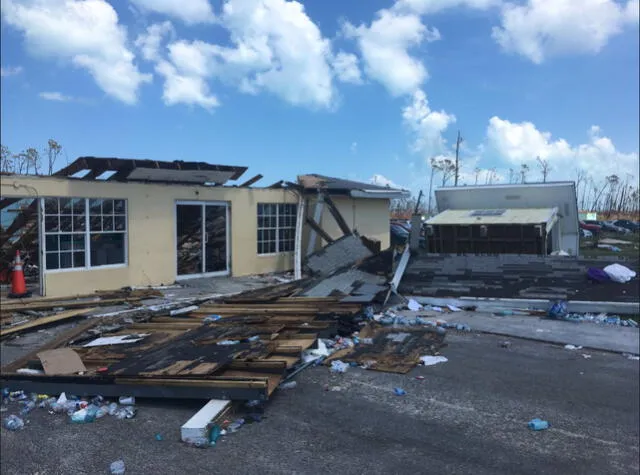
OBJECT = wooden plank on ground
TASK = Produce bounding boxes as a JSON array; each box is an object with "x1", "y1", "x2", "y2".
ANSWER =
[
  {"x1": 181, "y1": 399, "x2": 231, "y2": 444},
  {"x1": 0, "y1": 308, "x2": 97, "y2": 339},
  {"x1": 218, "y1": 370, "x2": 282, "y2": 396}
]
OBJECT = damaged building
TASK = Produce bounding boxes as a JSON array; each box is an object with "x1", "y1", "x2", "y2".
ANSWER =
[
  {"x1": 425, "y1": 182, "x2": 580, "y2": 256},
  {"x1": 0, "y1": 157, "x2": 408, "y2": 298}
]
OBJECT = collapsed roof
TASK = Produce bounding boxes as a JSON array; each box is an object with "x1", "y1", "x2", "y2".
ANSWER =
[{"x1": 55, "y1": 157, "x2": 248, "y2": 186}]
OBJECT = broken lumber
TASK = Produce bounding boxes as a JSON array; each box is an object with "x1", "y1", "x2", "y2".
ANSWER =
[{"x1": 0, "y1": 307, "x2": 97, "y2": 339}]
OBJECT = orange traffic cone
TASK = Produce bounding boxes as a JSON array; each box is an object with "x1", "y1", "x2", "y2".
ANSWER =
[{"x1": 8, "y1": 250, "x2": 32, "y2": 298}]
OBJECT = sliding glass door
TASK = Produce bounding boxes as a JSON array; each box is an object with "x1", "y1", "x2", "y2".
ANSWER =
[{"x1": 176, "y1": 202, "x2": 229, "y2": 278}]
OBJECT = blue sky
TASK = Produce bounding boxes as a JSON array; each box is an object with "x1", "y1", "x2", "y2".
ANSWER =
[{"x1": 1, "y1": 0, "x2": 638, "y2": 194}]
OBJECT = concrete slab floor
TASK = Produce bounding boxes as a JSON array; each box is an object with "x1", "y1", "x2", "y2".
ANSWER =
[
  {"x1": 395, "y1": 310, "x2": 640, "y2": 355},
  {"x1": 1, "y1": 333, "x2": 638, "y2": 475}
]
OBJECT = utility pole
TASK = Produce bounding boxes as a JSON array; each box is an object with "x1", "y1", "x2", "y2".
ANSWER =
[
  {"x1": 454, "y1": 130, "x2": 463, "y2": 186},
  {"x1": 428, "y1": 161, "x2": 436, "y2": 216}
]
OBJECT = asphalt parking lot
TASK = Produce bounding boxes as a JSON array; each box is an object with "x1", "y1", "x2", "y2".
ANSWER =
[{"x1": 2, "y1": 331, "x2": 638, "y2": 475}]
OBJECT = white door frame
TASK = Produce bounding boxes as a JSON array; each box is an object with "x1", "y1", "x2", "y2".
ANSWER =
[{"x1": 175, "y1": 200, "x2": 230, "y2": 280}]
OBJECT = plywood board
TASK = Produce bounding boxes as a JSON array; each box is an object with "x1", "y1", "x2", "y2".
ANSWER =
[{"x1": 37, "y1": 348, "x2": 86, "y2": 375}]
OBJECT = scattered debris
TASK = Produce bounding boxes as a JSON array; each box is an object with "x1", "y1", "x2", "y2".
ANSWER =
[
  {"x1": 581, "y1": 354, "x2": 592, "y2": 359},
  {"x1": 500, "y1": 341, "x2": 512, "y2": 349},
  {"x1": 603, "y1": 264, "x2": 637, "y2": 284},
  {"x1": 330, "y1": 360, "x2": 349, "y2": 373},
  {"x1": 393, "y1": 388, "x2": 406, "y2": 396},
  {"x1": 622, "y1": 353, "x2": 640, "y2": 361},
  {"x1": 407, "y1": 299, "x2": 422, "y2": 311},
  {"x1": 279, "y1": 381, "x2": 298, "y2": 389},
  {"x1": 419, "y1": 355, "x2": 448, "y2": 366},
  {"x1": 528, "y1": 418, "x2": 550, "y2": 431},
  {"x1": 109, "y1": 460, "x2": 126, "y2": 475},
  {"x1": 564, "y1": 345, "x2": 583, "y2": 350}
]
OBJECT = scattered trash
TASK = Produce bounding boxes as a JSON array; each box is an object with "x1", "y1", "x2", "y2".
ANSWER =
[
  {"x1": 622, "y1": 353, "x2": 640, "y2": 361},
  {"x1": 155, "y1": 434, "x2": 163, "y2": 441},
  {"x1": 415, "y1": 376, "x2": 425, "y2": 380},
  {"x1": 407, "y1": 299, "x2": 422, "y2": 311},
  {"x1": 217, "y1": 340, "x2": 240, "y2": 346},
  {"x1": 419, "y1": 355, "x2": 448, "y2": 366},
  {"x1": 114, "y1": 407, "x2": 136, "y2": 419},
  {"x1": 603, "y1": 263, "x2": 636, "y2": 283},
  {"x1": 226, "y1": 418, "x2": 245, "y2": 433},
  {"x1": 70, "y1": 407, "x2": 98, "y2": 424},
  {"x1": 564, "y1": 345, "x2": 583, "y2": 350},
  {"x1": 597, "y1": 244, "x2": 621, "y2": 252},
  {"x1": 109, "y1": 460, "x2": 126, "y2": 475},
  {"x1": 330, "y1": 360, "x2": 349, "y2": 373},
  {"x1": 3, "y1": 415, "x2": 25, "y2": 431},
  {"x1": 500, "y1": 341, "x2": 512, "y2": 349},
  {"x1": 393, "y1": 388, "x2": 407, "y2": 396},
  {"x1": 528, "y1": 418, "x2": 550, "y2": 431},
  {"x1": 279, "y1": 381, "x2": 297, "y2": 390},
  {"x1": 118, "y1": 396, "x2": 135, "y2": 405},
  {"x1": 548, "y1": 301, "x2": 568, "y2": 319},
  {"x1": 587, "y1": 267, "x2": 610, "y2": 283},
  {"x1": 446, "y1": 304, "x2": 462, "y2": 312},
  {"x1": 581, "y1": 354, "x2": 592, "y2": 359},
  {"x1": 203, "y1": 315, "x2": 222, "y2": 323}
]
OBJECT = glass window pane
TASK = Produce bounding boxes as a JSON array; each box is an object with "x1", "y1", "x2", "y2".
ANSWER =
[
  {"x1": 102, "y1": 216, "x2": 114, "y2": 231},
  {"x1": 89, "y1": 199, "x2": 102, "y2": 215},
  {"x1": 46, "y1": 253, "x2": 59, "y2": 270},
  {"x1": 44, "y1": 198, "x2": 58, "y2": 214},
  {"x1": 59, "y1": 198, "x2": 72, "y2": 214},
  {"x1": 45, "y1": 216, "x2": 59, "y2": 232},
  {"x1": 73, "y1": 252, "x2": 85, "y2": 267},
  {"x1": 73, "y1": 215, "x2": 86, "y2": 232},
  {"x1": 114, "y1": 200, "x2": 125, "y2": 214},
  {"x1": 102, "y1": 199, "x2": 113, "y2": 214},
  {"x1": 45, "y1": 235, "x2": 58, "y2": 252},
  {"x1": 267, "y1": 241, "x2": 276, "y2": 253},
  {"x1": 60, "y1": 234, "x2": 72, "y2": 251},
  {"x1": 90, "y1": 216, "x2": 102, "y2": 231},
  {"x1": 72, "y1": 198, "x2": 85, "y2": 214},
  {"x1": 90, "y1": 233, "x2": 125, "y2": 266},
  {"x1": 114, "y1": 215, "x2": 126, "y2": 231},
  {"x1": 60, "y1": 252, "x2": 72, "y2": 269},
  {"x1": 73, "y1": 234, "x2": 85, "y2": 250},
  {"x1": 60, "y1": 216, "x2": 72, "y2": 232}
]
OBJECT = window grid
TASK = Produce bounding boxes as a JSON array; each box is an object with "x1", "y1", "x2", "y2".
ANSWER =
[
  {"x1": 43, "y1": 198, "x2": 127, "y2": 271},
  {"x1": 257, "y1": 203, "x2": 297, "y2": 254}
]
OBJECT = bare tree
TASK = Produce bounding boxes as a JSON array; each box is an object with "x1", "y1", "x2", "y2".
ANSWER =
[
  {"x1": 508, "y1": 168, "x2": 515, "y2": 184},
  {"x1": 575, "y1": 168, "x2": 588, "y2": 210},
  {"x1": 435, "y1": 158, "x2": 456, "y2": 187},
  {"x1": 0, "y1": 145, "x2": 13, "y2": 173},
  {"x1": 536, "y1": 156, "x2": 551, "y2": 182},
  {"x1": 474, "y1": 167, "x2": 481, "y2": 185},
  {"x1": 520, "y1": 163, "x2": 530, "y2": 183},
  {"x1": 45, "y1": 139, "x2": 62, "y2": 175}
]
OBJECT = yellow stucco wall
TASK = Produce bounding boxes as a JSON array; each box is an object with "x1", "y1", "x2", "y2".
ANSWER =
[
  {"x1": 2, "y1": 175, "x2": 299, "y2": 297},
  {"x1": 1, "y1": 176, "x2": 392, "y2": 297},
  {"x1": 305, "y1": 196, "x2": 391, "y2": 252}
]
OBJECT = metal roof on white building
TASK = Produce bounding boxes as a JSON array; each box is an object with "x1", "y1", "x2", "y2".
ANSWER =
[{"x1": 427, "y1": 207, "x2": 558, "y2": 226}]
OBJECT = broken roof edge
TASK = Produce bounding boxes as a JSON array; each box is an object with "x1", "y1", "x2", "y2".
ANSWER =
[
  {"x1": 437, "y1": 181, "x2": 576, "y2": 191},
  {"x1": 297, "y1": 173, "x2": 410, "y2": 198}
]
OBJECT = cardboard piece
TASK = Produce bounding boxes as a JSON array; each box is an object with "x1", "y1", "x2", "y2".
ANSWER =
[{"x1": 37, "y1": 348, "x2": 87, "y2": 375}]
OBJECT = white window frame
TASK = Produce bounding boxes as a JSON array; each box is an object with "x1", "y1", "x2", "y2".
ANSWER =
[
  {"x1": 257, "y1": 203, "x2": 297, "y2": 255},
  {"x1": 41, "y1": 197, "x2": 128, "y2": 273}
]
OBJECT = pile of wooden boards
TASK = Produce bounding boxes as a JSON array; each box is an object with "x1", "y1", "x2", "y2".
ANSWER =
[
  {"x1": 0, "y1": 288, "x2": 162, "y2": 339},
  {"x1": 0, "y1": 285, "x2": 365, "y2": 402}
]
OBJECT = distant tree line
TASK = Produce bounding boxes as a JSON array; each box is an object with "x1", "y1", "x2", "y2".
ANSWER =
[{"x1": 1, "y1": 139, "x2": 63, "y2": 176}]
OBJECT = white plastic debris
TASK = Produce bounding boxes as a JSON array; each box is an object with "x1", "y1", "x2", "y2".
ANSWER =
[
  {"x1": 330, "y1": 360, "x2": 349, "y2": 373},
  {"x1": 564, "y1": 344, "x2": 583, "y2": 350},
  {"x1": 407, "y1": 299, "x2": 422, "y2": 311},
  {"x1": 302, "y1": 339, "x2": 330, "y2": 363},
  {"x1": 419, "y1": 355, "x2": 448, "y2": 366},
  {"x1": 581, "y1": 354, "x2": 592, "y2": 359},
  {"x1": 446, "y1": 305, "x2": 462, "y2": 312},
  {"x1": 603, "y1": 263, "x2": 637, "y2": 283}
]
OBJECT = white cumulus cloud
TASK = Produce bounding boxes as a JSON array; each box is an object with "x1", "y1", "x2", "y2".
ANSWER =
[
  {"x1": 135, "y1": 21, "x2": 175, "y2": 62},
  {"x1": 370, "y1": 174, "x2": 404, "y2": 189},
  {"x1": 155, "y1": 60, "x2": 219, "y2": 109},
  {"x1": 343, "y1": 9, "x2": 439, "y2": 97},
  {"x1": 332, "y1": 52, "x2": 363, "y2": 85},
  {"x1": 403, "y1": 89, "x2": 456, "y2": 155},
  {"x1": 393, "y1": 0, "x2": 500, "y2": 15},
  {"x1": 1, "y1": 0, "x2": 151, "y2": 104},
  {"x1": 492, "y1": 0, "x2": 640, "y2": 63},
  {"x1": 129, "y1": 0, "x2": 215, "y2": 24},
  {"x1": 485, "y1": 116, "x2": 640, "y2": 181}
]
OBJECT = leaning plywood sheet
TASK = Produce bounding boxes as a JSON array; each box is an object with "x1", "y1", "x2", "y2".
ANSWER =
[
  {"x1": 338, "y1": 325, "x2": 447, "y2": 374},
  {"x1": 37, "y1": 348, "x2": 86, "y2": 375}
]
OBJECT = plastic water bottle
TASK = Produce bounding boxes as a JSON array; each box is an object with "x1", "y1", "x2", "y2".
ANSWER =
[
  {"x1": 110, "y1": 460, "x2": 125, "y2": 474},
  {"x1": 3, "y1": 415, "x2": 25, "y2": 431},
  {"x1": 118, "y1": 396, "x2": 135, "y2": 405},
  {"x1": 19, "y1": 400, "x2": 36, "y2": 416},
  {"x1": 107, "y1": 402, "x2": 119, "y2": 416},
  {"x1": 226, "y1": 419, "x2": 245, "y2": 433},
  {"x1": 528, "y1": 418, "x2": 550, "y2": 431}
]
